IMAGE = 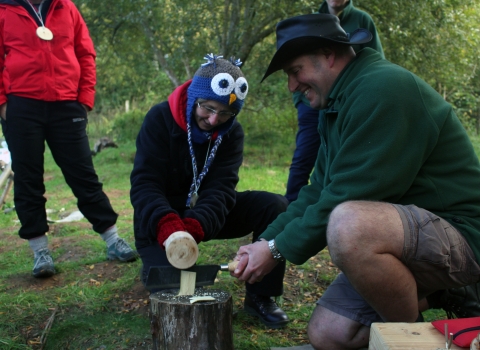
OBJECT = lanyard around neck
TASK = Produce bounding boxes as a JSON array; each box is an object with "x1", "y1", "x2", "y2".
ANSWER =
[{"x1": 21, "y1": 0, "x2": 54, "y2": 40}]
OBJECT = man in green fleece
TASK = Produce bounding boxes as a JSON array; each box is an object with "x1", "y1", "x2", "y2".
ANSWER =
[
  {"x1": 232, "y1": 13, "x2": 480, "y2": 349},
  {"x1": 286, "y1": 0, "x2": 384, "y2": 203}
]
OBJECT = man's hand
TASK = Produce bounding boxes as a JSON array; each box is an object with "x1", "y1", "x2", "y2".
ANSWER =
[
  {"x1": 0, "y1": 103, "x2": 7, "y2": 120},
  {"x1": 231, "y1": 239, "x2": 278, "y2": 284}
]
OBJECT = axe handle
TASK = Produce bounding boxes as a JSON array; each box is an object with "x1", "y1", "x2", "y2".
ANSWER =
[{"x1": 220, "y1": 261, "x2": 239, "y2": 272}]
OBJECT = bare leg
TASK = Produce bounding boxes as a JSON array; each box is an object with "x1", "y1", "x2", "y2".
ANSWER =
[
  {"x1": 308, "y1": 305, "x2": 370, "y2": 349},
  {"x1": 327, "y1": 201, "x2": 418, "y2": 322}
]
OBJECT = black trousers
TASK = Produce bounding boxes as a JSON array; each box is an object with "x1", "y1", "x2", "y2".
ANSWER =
[
  {"x1": 1, "y1": 95, "x2": 118, "y2": 240},
  {"x1": 138, "y1": 190, "x2": 288, "y2": 296}
]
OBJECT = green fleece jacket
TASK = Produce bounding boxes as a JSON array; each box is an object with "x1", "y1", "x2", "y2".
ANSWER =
[{"x1": 262, "y1": 48, "x2": 480, "y2": 265}]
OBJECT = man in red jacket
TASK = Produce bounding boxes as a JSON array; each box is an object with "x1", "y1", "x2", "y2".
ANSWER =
[{"x1": 0, "y1": 0, "x2": 137, "y2": 277}]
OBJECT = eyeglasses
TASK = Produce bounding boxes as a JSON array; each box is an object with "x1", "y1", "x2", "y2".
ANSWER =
[{"x1": 197, "y1": 103, "x2": 236, "y2": 119}]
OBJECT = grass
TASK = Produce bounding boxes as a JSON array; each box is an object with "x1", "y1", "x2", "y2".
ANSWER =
[{"x1": 2, "y1": 126, "x2": 475, "y2": 349}]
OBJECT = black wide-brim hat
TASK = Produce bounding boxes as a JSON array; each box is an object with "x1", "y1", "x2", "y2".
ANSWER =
[{"x1": 261, "y1": 13, "x2": 373, "y2": 82}]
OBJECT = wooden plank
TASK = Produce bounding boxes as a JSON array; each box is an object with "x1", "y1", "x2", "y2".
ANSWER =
[{"x1": 369, "y1": 322, "x2": 462, "y2": 350}]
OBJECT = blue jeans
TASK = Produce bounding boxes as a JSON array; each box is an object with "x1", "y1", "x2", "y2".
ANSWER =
[{"x1": 285, "y1": 103, "x2": 320, "y2": 202}]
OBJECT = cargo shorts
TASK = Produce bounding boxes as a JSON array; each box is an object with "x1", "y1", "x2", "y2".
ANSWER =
[{"x1": 317, "y1": 204, "x2": 480, "y2": 326}]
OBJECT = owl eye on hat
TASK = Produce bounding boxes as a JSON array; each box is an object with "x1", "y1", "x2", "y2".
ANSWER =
[{"x1": 186, "y1": 54, "x2": 248, "y2": 123}]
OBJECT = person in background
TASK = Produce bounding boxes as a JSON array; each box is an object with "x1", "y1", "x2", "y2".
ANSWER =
[
  {"x1": 232, "y1": 14, "x2": 480, "y2": 349},
  {"x1": 130, "y1": 54, "x2": 289, "y2": 329},
  {"x1": 0, "y1": 0, "x2": 137, "y2": 278},
  {"x1": 285, "y1": 0, "x2": 384, "y2": 202}
]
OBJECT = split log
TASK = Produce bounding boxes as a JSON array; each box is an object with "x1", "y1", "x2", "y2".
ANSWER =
[
  {"x1": 150, "y1": 288, "x2": 233, "y2": 350},
  {"x1": 178, "y1": 270, "x2": 196, "y2": 296}
]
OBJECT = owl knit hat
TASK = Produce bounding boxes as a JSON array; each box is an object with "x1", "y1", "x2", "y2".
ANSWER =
[
  {"x1": 186, "y1": 53, "x2": 248, "y2": 126},
  {"x1": 185, "y1": 54, "x2": 248, "y2": 208}
]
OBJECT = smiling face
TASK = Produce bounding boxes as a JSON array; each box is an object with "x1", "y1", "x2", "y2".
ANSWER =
[
  {"x1": 194, "y1": 100, "x2": 236, "y2": 131},
  {"x1": 283, "y1": 53, "x2": 337, "y2": 110}
]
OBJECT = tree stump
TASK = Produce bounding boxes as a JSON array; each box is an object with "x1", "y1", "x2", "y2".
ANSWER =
[{"x1": 150, "y1": 288, "x2": 234, "y2": 350}]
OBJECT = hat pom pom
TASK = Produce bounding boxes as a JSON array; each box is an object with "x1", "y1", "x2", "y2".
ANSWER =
[
  {"x1": 201, "y1": 53, "x2": 224, "y2": 68},
  {"x1": 229, "y1": 57, "x2": 243, "y2": 67}
]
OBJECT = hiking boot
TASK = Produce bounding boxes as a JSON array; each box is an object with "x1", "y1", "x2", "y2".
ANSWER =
[
  {"x1": 107, "y1": 238, "x2": 138, "y2": 262},
  {"x1": 32, "y1": 248, "x2": 55, "y2": 278},
  {"x1": 244, "y1": 291, "x2": 289, "y2": 329},
  {"x1": 427, "y1": 282, "x2": 480, "y2": 318}
]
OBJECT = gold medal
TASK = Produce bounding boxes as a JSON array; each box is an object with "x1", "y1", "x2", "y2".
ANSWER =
[{"x1": 36, "y1": 26, "x2": 53, "y2": 41}]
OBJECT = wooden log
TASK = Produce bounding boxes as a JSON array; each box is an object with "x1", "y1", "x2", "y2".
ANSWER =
[
  {"x1": 0, "y1": 162, "x2": 12, "y2": 189},
  {"x1": 150, "y1": 288, "x2": 233, "y2": 350},
  {"x1": 0, "y1": 175, "x2": 13, "y2": 208},
  {"x1": 164, "y1": 231, "x2": 199, "y2": 269},
  {"x1": 369, "y1": 322, "x2": 462, "y2": 349}
]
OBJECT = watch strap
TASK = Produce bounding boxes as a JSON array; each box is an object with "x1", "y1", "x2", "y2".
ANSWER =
[{"x1": 268, "y1": 239, "x2": 285, "y2": 261}]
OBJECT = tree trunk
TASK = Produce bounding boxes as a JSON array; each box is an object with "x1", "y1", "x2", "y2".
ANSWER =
[{"x1": 150, "y1": 288, "x2": 234, "y2": 350}]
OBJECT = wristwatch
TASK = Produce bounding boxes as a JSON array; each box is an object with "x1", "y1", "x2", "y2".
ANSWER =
[{"x1": 268, "y1": 239, "x2": 285, "y2": 261}]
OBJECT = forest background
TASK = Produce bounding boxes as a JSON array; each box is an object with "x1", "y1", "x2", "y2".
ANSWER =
[
  {"x1": 1, "y1": 0, "x2": 480, "y2": 349},
  {"x1": 79, "y1": 0, "x2": 480, "y2": 139}
]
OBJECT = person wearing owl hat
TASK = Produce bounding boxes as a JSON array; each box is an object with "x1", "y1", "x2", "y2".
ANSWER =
[{"x1": 130, "y1": 54, "x2": 290, "y2": 328}]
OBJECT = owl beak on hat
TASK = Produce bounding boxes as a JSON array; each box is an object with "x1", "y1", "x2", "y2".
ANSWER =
[{"x1": 229, "y1": 93, "x2": 237, "y2": 105}]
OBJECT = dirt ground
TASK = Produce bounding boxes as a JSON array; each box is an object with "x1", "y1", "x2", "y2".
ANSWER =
[
  {"x1": 0, "y1": 234, "x2": 149, "y2": 313},
  {"x1": 0, "y1": 214, "x2": 338, "y2": 317},
  {"x1": 0, "y1": 217, "x2": 338, "y2": 349},
  {"x1": 2, "y1": 241, "x2": 337, "y2": 318}
]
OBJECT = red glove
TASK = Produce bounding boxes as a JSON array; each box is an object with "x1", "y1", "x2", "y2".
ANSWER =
[
  {"x1": 182, "y1": 218, "x2": 205, "y2": 243},
  {"x1": 156, "y1": 213, "x2": 186, "y2": 249}
]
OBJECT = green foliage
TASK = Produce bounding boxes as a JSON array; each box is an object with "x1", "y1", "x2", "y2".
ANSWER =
[
  {"x1": 76, "y1": 0, "x2": 319, "y2": 115},
  {"x1": 74, "y1": 0, "x2": 480, "y2": 134},
  {"x1": 111, "y1": 110, "x2": 146, "y2": 142},
  {"x1": 357, "y1": 0, "x2": 480, "y2": 131}
]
